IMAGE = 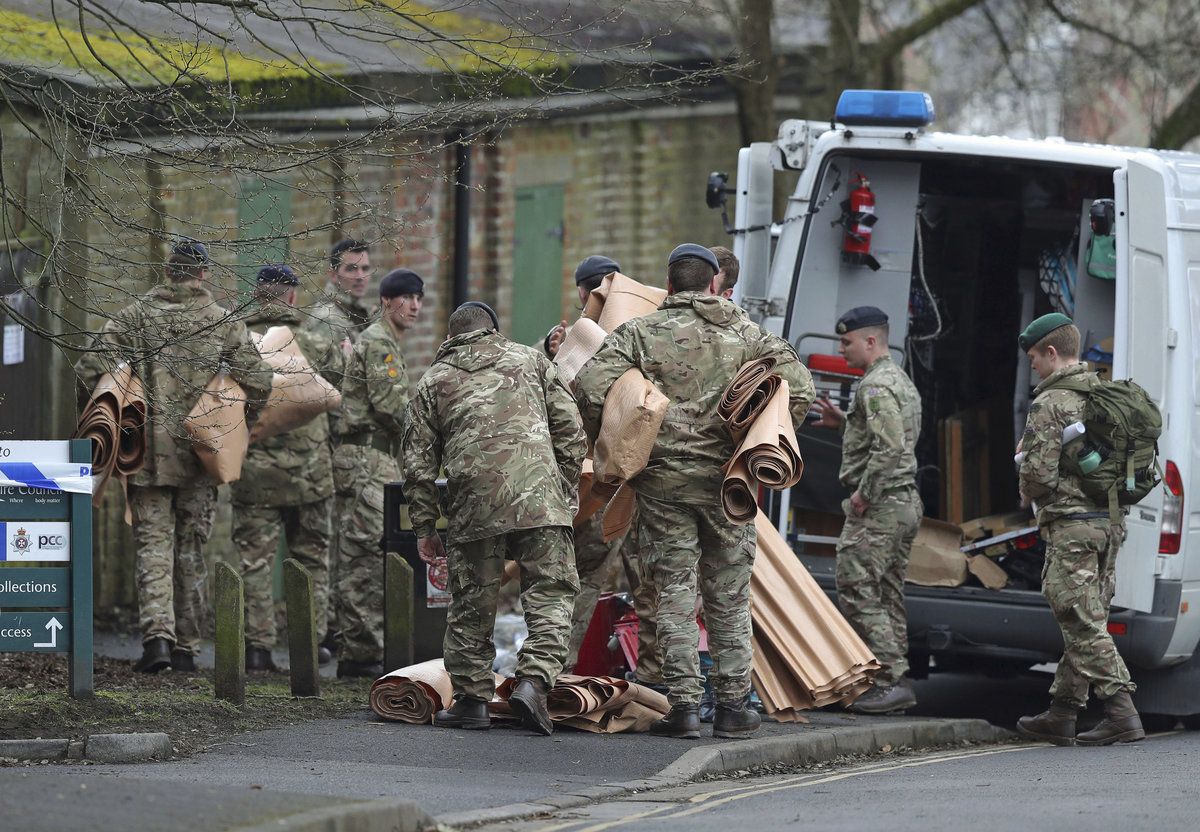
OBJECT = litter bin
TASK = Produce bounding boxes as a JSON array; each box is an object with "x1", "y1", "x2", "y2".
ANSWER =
[{"x1": 383, "y1": 481, "x2": 448, "y2": 663}]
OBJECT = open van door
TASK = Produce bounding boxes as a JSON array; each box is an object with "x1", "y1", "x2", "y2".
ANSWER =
[{"x1": 1112, "y1": 158, "x2": 1168, "y2": 613}]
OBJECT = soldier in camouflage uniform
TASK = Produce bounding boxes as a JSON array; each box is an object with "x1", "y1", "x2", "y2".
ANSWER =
[
  {"x1": 75, "y1": 241, "x2": 272, "y2": 673},
  {"x1": 232, "y1": 265, "x2": 343, "y2": 672},
  {"x1": 1015, "y1": 313, "x2": 1144, "y2": 746},
  {"x1": 575, "y1": 244, "x2": 814, "y2": 739},
  {"x1": 302, "y1": 239, "x2": 375, "y2": 653},
  {"x1": 814, "y1": 306, "x2": 922, "y2": 714},
  {"x1": 331, "y1": 268, "x2": 423, "y2": 678},
  {"x1": 404, "y1": 301, "x2": 585, "y2": 735}
]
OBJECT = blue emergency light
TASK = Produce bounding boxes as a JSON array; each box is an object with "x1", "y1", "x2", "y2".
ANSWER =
[{"x1": 835, "y1": 90, "x2": 935, "y2": 128}]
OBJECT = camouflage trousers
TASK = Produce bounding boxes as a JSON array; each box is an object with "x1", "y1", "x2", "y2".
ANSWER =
[
  {"x1": 566, "y1": 514, "x2": 663, "y2": 683},
  {"x1": 128, "y1": 483, "x2": 217, "y2": 653},
  {"x1": 636, "y1": 493, "x2": 756, "y2": 707},
  {"x1": 445, "y1": 526, "x2": 578, "y2": 701},
  {"x1": 331, "y1": 444, "x2": 400, "y2": 664},
  {"x1": 1042, "y1": 518, "x2": 1134, "y2": 707},
  {"x1": 232, "y1": 497, "x2": 333, "y2": 650},
  {"x1": 836, "y1": 491, "x2": 921, "y2": 685}
]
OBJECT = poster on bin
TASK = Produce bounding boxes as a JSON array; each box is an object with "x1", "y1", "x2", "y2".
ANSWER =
[{"x1": 426, "y1": 560, "x2": 450, "y2": 608}]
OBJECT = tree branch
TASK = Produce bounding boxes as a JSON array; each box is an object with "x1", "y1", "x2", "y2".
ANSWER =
[
  {"x1": 1152, "y1": 76, "x2": 1200, "y2": 150},
  {"x1": 876, "y1": 0, "x2": 988, "y2": 62}
]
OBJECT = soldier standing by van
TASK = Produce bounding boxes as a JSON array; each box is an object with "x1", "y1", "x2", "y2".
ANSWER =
[
  {"x1": 814, "y1": 306, "x2": 922, "y2": 714},
  {"x1": 1015, "y1": 313, "x2": 1145, "y2": 746}
]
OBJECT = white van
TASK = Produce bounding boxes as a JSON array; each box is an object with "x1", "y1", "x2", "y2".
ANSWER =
[{"x1": 720, "y1": 90, "x2": 1200, "y2": 725}]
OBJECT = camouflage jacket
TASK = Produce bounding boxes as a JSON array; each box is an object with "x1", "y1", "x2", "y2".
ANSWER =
[
  {"x1": 839, "y1": 355, "x2": 921, "y2": 503},
  {"x1": 231, "y1": 303, "x2": 341, "y2": 507},
  {"x1": 301, "y1": 281, "x2": 374, "y2": 385},
  {"x1": 339, "y1": 319, "x2": 410, "y2": 456},
  {"x1": 403, "y1": 329, "x2": 586, "y2": 543},
  {"x1": 74, "y1": 282, "x2": 272, "y2": 488},
  {"x1": 574, "y1": 292, "x2": 816, "y2": 504},
  {"x1": 1020, "y1": 362, "x2": 1097, "y2": 525}
]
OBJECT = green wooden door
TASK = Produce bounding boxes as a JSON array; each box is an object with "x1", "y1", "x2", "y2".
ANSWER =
[
  {"x1": 237, "y1": 178, "x2": 292, "y2": 297},
  {"x1": 512, "y1": 185, "x2": 564, "y2": 345}
]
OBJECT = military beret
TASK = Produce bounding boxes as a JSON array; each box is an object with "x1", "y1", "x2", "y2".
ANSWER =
[
  {"x1": 379, "y1": 268, "x2": 424, "y2": 298},
  {"x1": 171, "y1": 240, "x2": 210, "y2": 266},
  {"x1": 255, "y1": 264, "x2": 299, "y2": 286},
  {"x1": 1019, "y1": 312, "x2": 1074, "y2": 351},
  {"x1": 835, "y1": 306, "x2": 888, "y2": 335},
  {"x1": 667, "y1": 243, "x2": 719, "y2": 274},
  {"x1": 575, "y1": 255, "x2": 620, "y2": 286}
]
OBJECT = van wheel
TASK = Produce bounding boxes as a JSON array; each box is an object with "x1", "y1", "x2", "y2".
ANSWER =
[
  {"x1": 1140, "y1": 713, "x2": 1180, "y2": 732},
  {"x1": 1181, "y1": 714, "x2": 1200, "y2": 730}
]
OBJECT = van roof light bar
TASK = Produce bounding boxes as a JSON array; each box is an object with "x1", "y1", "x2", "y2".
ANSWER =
[{"x1": 834, "y1": 90, "x2": 935, "y2": 128}]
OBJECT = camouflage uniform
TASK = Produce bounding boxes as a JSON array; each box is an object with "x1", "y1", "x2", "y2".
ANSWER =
[
  {"x1": 575, "y1": 293, "x2": 815, "y2": 706},
  {"x1": 403, "y1": 329, "x2": 585, "y2": 701},
  {"x1": 835, "y1": 354, "x2": 922, "y2": 686},
  {"x1": 75, "y1": 283, "x2": 271, "y2": 653},
  {"x1": 231, "y1": 303, "x2": 341, "y2": 650},
  {"x1": 333, "y1": 319, "x2": 410, "y2": 665},
  {"x1": 1020, "y1": 362, "x2": 1133, "y2": 706},
  {"x1": 301, "y1": 281, "x2": 373, "y2": 639}
]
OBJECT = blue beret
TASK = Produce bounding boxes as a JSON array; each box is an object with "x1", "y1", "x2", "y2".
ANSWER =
[
  {"x1": 575, "y1": 255, "x2": 620, "y2": 286},
  {"x1": 380, "y1": 268, "x2": 424, "y2": 298},
  {"x1": 256, "y1": 264, "x2": 299, "y2": 286},
  {"x1": 1019, "y1": 312, "x2": 1074, "y2": 351},
  {"x1": 667, "y1": 243, "x2": 719, "y2": 274},
  {"x1": 171, "y1": 240, "x2": 210, "y2": 266},
  {"x1": 835, "y1": 306, "x2": 889, "y2": 334}
]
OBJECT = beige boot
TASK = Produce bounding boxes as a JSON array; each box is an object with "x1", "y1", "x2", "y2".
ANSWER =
[{"x1": 1076, "y1": 691, "x2": 1146, "y2": 746}]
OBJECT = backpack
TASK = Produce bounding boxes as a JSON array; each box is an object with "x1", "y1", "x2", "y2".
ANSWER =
[{"x1": 1047, "y1": 373, "x2": 1162, "y2": 520}]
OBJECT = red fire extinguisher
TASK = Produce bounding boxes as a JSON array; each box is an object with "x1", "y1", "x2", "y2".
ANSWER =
[{"x1": 837, "y1": 172, "x2": 881, "y2": 271}]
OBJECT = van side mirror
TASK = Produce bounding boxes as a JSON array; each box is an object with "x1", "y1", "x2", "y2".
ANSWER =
[{"x1": 1090, "y1": 199, "x2": 1116, "y2": 236}]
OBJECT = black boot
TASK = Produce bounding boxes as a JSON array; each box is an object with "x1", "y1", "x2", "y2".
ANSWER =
[
  {"x1": 1016, "y1": 700, "x2": 1078, "y2": 746},
  {"x1": 170, "y1": 649, "x2": 196, "y2": 673},
  {"x1": 650, "y1": 705, "x2": 701, "y2": 739},
  {"x1": 1076, "y1": 691, "x2": 1146, "y2": 746},
  {"x1": 134, "y1": 637, "x2": 172, "y2": 674},
  {"x1": 337, "y1": 659, "x2": 383, "y2": 679},
  {"x1": 434, "y1": 696, "x2": 491, "y2": 730},
  {"x1": 317, "y1": 646, "x2": 333, "y2": 666},
  {"x1": 847, "y1": 681, "x2": 918, "y2": 715},
  {"x1": 246, "y1": 645, "x2": 279, "y2": 673},
  {"x1": 713, "y1": 700, "x2": 762, "y2": 738},
  {"x1": 509, "y1": 677, "x2": 554, "y2": 736}
]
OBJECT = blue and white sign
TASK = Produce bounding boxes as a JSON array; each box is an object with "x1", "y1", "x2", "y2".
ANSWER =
[
  {"x1": 0, "y1": 442, "x2": 93, "y2": 494},
  {"x1": 0, "y1": 521, "x2": 72, "y2": 562}
]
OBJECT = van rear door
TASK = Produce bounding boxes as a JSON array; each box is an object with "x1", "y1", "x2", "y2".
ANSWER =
[{"x1": 1112, "y1": 158, "x2": 1169, "y2": 613}]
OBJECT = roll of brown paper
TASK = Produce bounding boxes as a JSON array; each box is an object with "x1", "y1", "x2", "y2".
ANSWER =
[
  {"x1": 184, "y1": 373, "x2": 249, "y2": 484},
  {"x1": 251, "y1": 326, "x2": 342, "y2": 442}
]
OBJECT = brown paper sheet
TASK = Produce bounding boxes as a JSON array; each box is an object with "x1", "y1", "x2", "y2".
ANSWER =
[
  {"x1": 596, "y1": 273, "x2": 667, "y2": 333},
  {"x1": 184, "y1": 373, "x2": 249, "y2": 484},
  {"x1": 575, "y1": 459, "x2": 607, "y2": 527},
  {"x1": 718, "y1": 357, "x2": 780, "y2": 442},
  {"x1": 370, "y1": 658, "x2": 455, "y2": 723},
  {"x1": 250, "y1": 326, "x2": 342, "y2": 442},
  {"x1": 493, "y1": 674, "x2": 669, "y2": 733},
  {"x1": 593, "y1": 369, "x2": 668, "y2": 485},
  {"x1": 720, "y1": 379, "x2": 803, "y2": 524},
  {"x1": 720, "y1": 457, "x2": 758, "y2": 525},
  {"x1": 967, "y1": 554, "x2": 1009, "y2": 590},
  {"x1": 74, "y1": 365, "x2": 147, "y2": 507},
  {"x1": 908, "y1": 519, "x2": 968, "y2": 587},
  {"x1": 751, "y1": 510, "x2": 880, "y2": 716},
  {"x1": 582, "y1": 277, "x2": 611, "y2": 322},
  {"x1": 554, "y1": 317, "x2": 608, "y2": 385},
  {"x1": 601, "y1": 483, "x2": 636, "y2": 542}
]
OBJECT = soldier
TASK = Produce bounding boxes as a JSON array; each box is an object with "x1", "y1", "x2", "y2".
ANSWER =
[
  {"x1": 75, "y1": 241, "x2": 272, "y2": 673},
  {"x1": 710, "y1": 246, "x2": 738, "y2": 299},
  {"x1": 1014, "y1": 313, "x2": 1144, "y2": 746},
  {"x1": 575, "y1": 244, "x2": 815, "y2": 739},
  {"x1": 813, "y1": 306, "x2": 922, "y2": 714},
  {"x1": 332, "y1": 267, "x2": 423, "y2": 678},
  {"x1": 232, "y1": 265, "x2": 342, "y2": 672},
  {"x1": 543, "y1": 256, "x2": 664, "y2": 688},
  {"x1": 403, "y1": 301, "x2": 584, "y2": 735}
]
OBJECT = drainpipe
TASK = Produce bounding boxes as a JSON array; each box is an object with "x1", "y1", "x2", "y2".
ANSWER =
[{"x1": 451, "y1": 132, "x2": 471, "y2": 309}]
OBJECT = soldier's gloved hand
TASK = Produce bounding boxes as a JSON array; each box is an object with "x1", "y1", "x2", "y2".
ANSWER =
[{"x1": 417, "y1": 535, "x2": 446, "y2": 565}]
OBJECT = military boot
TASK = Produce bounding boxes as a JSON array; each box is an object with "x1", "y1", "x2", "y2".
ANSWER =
[
  {"x1": 650, "y1": 705, "x2": 701, "y2": 739},
  {"x1": 1016, "y1": 700, "x2": 1078, "y2": 746},
  {"x1": 1076, "y1": 691, "x2": 1146, "y2": 746},
  {"x1": 847, "y1": 681, "x2": 918, "y2": 715},
  {"x1": 434, "y1": 696, "x2": 491, "y2": 730},
  {"x1": 134, "y1": 637, "x2": 172, "y2": 674},
  {"x1": 246, "y1": 645, "x2": 279, "y2": 673},
  {"x1": 712, "y1": 700, "x2": 762, "y2": 738},
  {"x1": 170, "y1": 649, "x2": 196, "y2": 673},
  {"x1": 509, "y1": 677, "x2": 554, "y2": 736},
  {"x1": 337, "y1": 659, "x2": 383, "y2": 679}
]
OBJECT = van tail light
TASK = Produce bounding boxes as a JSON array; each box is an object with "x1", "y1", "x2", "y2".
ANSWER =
[{"x1": 1159, "y1": 460, "x2": 1183, "y2": 554}]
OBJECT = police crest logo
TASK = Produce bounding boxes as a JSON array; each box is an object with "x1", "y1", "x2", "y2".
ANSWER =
[{"x1": 10, "y1": 527, "x2": 31, "y2": 552}]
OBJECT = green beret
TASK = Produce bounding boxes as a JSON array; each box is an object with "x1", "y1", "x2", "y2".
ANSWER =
[{"x1": 1019, "y1": 313, "x2": 1074, "y2": 351}]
